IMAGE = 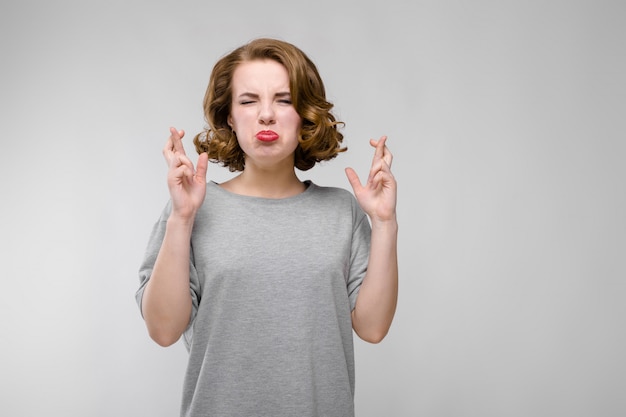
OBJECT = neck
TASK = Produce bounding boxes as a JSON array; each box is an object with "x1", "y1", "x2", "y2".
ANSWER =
[{"x1": 221, "y1": 165, "x2": 306, "y2": 199}]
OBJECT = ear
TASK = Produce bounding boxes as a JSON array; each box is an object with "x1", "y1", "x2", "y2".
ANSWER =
[{"x1": 227, "y1": 115, "x2": 233, "y2": 128}]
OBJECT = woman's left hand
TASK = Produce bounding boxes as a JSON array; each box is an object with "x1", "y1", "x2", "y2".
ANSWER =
[{"x1": 345, "y1": 136, "x2": 397, "y2": 223}]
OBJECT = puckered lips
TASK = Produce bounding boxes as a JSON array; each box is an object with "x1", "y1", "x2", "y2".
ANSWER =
[{"x1": 255, "y1": 130, "x2": 279, "y2": 142}]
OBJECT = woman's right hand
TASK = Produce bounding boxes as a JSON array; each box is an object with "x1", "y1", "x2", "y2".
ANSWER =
[{"x1": 162, "y1": 127, "x2": 209, "y2": 221}]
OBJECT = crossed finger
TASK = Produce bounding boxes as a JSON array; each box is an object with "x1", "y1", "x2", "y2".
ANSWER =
[
  {"x1": 370, "y1": 136, "x2": 393, "y2": 168},
  {"x1": 163, "y1": 127, "x2": 189, "y2": 164},
  {"x1": 367, "y1": 136, "x2": 393, "y2": 183}
]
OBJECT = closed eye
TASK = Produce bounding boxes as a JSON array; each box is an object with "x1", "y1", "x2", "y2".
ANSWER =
[{"x1": 275, "y1": 92, "x2": 292, "y2": 105}]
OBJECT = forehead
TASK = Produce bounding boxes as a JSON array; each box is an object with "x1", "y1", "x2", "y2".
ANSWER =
[{"x1": 231, "y1": 59, "x2": 290, "y2": 93}]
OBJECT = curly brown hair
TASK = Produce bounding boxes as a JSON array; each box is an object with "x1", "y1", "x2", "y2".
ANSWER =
[{"x1": 193, "y1": 38, "x2": 346, "y2": 172}]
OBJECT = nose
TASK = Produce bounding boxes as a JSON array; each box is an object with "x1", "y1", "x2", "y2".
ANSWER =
[{"x1": 258, "y1": 101, "x2": 275, "y2": 125}]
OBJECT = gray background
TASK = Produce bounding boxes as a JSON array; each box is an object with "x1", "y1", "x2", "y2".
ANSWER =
[{"x1": 1, "y1": 1, "x2": 624, "y2": 416}]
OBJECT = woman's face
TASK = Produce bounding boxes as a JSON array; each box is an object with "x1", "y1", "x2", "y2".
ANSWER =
[{"x1": 228, "y1": 59, "x2": 302, "y2": 171}]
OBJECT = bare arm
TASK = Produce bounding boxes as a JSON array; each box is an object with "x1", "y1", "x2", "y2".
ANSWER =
[
  {"x1": 141, "y1": 127, "x2": 209, "y2": 347},
  {"x1": 346, "y1": 136, "x2": 398, "y2": 343}
]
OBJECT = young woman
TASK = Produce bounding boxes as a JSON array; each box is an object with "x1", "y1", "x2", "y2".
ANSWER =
[{"x1": 137, "y1": 38, "x2": 398, "y2": 417}]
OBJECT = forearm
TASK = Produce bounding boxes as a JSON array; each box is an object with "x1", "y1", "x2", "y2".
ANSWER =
[
  {"x1": 351, "y1": 217, "x2": 398, "y2": 343},
  {"x1": 142, "y1": 216, "x2": 195, "y2": 346}
]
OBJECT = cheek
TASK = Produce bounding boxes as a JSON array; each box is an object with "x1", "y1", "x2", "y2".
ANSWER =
[
  {"x1": 287, "y1": 111, "x2": 303, "y2": 130},
  {"x1": 230, "y1": 112, "x2": 252, "y2": 132}
]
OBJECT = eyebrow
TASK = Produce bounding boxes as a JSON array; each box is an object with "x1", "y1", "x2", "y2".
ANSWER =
[{"x1": 236, "y1": 91, "x2": 292, "y2": 99}]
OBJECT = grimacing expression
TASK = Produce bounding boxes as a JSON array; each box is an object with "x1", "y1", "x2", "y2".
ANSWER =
[{"x1": 227, "y1": 59, "x2": 303, "y2": 170}]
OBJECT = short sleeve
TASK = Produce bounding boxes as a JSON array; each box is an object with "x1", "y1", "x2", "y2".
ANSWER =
[
  {"x1": 135, "y1": 201, "x2": 201, "y2": 346},
  {"x1": 346, "y1": 200, "x2": 371, "y2": 311}
]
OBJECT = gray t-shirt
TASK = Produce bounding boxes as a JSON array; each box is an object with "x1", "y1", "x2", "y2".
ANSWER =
[{"x1": 137, "y1": 181, "x2": 371, "y2": 417}]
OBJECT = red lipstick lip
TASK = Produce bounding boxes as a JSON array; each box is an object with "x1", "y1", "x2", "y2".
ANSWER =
[{"x1": 255, "y1": 130, "x2": 279, "y2": 142}]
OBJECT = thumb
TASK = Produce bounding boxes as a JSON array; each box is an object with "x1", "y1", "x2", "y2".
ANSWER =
[
  {"x1": 345, "y1": 167, "x2": 363, "y2": 193},
  {"x1": 195, "y1": 153, "x2": 209, "y2": 182}
]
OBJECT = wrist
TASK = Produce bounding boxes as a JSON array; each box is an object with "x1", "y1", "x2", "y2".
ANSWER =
[
  {"x1": 167, "y1": 212, "x2": 196, "y2": 231},
  {"x1": 370, "y1": 215, "x2": 398, "y2": 232}
]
